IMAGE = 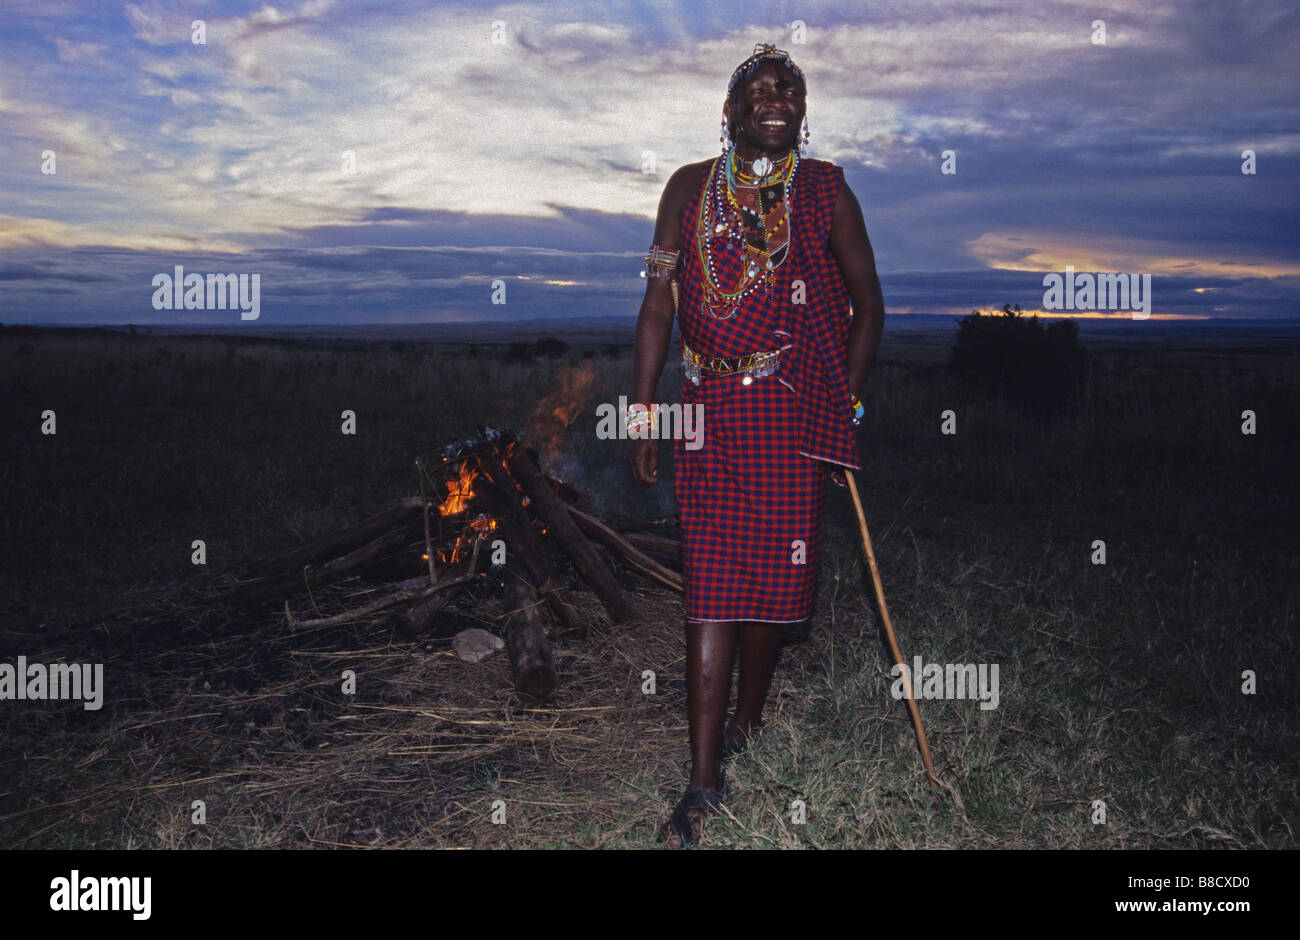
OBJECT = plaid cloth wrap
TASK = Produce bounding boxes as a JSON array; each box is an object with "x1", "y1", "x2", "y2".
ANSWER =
[
  {"x1": 672, "y1": 157, "x2": 858, "y2": 623},
  {"x1": 676, "y1": 157, "x2": 860, "y2": 470}
]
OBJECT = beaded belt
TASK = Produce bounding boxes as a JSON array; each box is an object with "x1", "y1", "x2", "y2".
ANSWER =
[{"x1": 682, "y1": 341, "x2": 781, "y2": 386}]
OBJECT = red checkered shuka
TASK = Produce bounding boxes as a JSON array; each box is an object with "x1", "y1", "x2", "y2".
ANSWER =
[{"x1": 672, "y1": 156, "x2": 858, "y2": 623}]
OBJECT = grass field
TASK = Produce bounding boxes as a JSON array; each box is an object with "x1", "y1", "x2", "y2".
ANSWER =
[{"x1": 0, "y1": 324, "x2": 1296, "y2": 849}]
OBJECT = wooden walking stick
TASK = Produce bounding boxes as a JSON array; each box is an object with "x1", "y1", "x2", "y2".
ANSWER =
[{"x1": 844, "y1": 470, "x2": 941, "y2": 789}]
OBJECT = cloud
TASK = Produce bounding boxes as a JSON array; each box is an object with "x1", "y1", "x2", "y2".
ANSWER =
[
  {"x1": 53, "y1": 37, "x2": 107, "y2": 65},
  {"x1": 967, "y1": 231, "x2": 1300, "y2": 279},
  {"x1": 124, "y1": 2, "x2": 186, "y2": 46},
  {"x1": 0, "y1": 0, "x2": 1296, "y2": 322},
  {"x1": 0, "y1": 216, "x2": 245, "y2": 254}
]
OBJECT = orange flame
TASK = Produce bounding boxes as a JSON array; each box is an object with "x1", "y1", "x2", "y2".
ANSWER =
[
  {"x1": 526, "y1": 362, "x2": 600, "y2": 467},
  {"x1": 438, "y1": 462, "x2": 477, "y2": 516},
  {"x1": 437, "y1": 515, "x2": 497, "y2": 566},
  {"x1": 430, "y1": 457, "x2": 509, "y2": 566}
]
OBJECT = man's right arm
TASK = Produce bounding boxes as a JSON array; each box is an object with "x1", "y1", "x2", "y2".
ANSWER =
[{"x1": 629, "y1": 162, "x2": 704, "y2": 487}]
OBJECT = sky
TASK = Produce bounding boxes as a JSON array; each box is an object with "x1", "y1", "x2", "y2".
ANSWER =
[{"x1": 1, "y1": 0, "x2": 1297, "y2": 326}]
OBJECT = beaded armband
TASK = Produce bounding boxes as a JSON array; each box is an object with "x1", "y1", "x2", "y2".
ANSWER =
[{"x1": 644, "y1": 245, "x2": 679, "y2": 281}]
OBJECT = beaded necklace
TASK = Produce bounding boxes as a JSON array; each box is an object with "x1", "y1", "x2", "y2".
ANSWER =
[{"x1": 695, "y1": 148, "x2": 797, "y2": 320}]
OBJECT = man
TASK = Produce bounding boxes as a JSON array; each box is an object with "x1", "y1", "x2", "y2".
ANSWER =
[{"x1": 628, "y1": 44, "x2": 885, "y2": 847}]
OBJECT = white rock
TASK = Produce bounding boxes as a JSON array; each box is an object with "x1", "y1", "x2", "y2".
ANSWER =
[{"x1": 453, "y1": 628, "x2": 505, "y2": 663}]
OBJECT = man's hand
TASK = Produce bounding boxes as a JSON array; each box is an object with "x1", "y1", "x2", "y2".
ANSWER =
[{"x1": 628, "y1": 437, "x2": 659, "y2": 487}]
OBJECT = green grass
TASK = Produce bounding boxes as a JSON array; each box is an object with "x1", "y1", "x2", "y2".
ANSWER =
[{"x1": 0, "y1": 326, "x2": 1295, "y2": 849}]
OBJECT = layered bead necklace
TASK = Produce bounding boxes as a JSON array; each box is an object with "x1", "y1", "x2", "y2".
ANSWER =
[{"x1": 695, "y1": 148, "x2": 797, "y2": 320}]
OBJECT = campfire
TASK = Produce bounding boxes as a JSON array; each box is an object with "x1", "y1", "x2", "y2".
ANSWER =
[{"x1": 231, "y1": 428, "x2": 682, "y2": 703}]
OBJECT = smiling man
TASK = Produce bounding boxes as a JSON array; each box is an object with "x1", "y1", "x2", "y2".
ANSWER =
[{"x1": 629, "y1": 43, "x2": 886, "y2": 847}]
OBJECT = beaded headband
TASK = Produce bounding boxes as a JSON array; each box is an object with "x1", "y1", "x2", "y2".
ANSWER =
[{"x1": 726, "y1": 42, "x2": 806, "y2": 98}]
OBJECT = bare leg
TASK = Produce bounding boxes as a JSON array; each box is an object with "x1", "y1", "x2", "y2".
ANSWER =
[
  {"x1": 659, "y1": 619, "x2": 736, "y2": 846},
  {"x1": 724, "y1": 620, "x2": 790, "y2": 750},
  {"x1": 686, "y1": 619, "x2": 737, "y2": 790}
]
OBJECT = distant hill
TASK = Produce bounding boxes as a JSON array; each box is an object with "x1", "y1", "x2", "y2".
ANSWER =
[{"x1": 11, "y1": 313, "x2": 1300, "y2": 345}]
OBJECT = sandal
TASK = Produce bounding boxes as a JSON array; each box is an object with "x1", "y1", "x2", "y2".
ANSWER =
[{"x1": 657, "y1": 787, "x2": 725, "y2": 847}]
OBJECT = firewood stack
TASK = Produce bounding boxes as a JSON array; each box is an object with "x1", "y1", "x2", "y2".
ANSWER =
[{"x1": 230, "y1": 428, "x2": 683, "y2": 703}]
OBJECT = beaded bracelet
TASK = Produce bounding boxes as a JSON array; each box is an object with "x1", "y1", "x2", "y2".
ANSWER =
[
  {"x1": 627, "y1": 412, "x2": 653, "y2": 433},
  {"x1": 850, "y1": 394, "x2": 865, "y2": 426},
  {"x1": 626, "y1": 402, "x2": 657, "y2": 435}
]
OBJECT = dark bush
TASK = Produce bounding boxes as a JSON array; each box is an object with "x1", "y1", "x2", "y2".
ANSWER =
[
  {"x1": 948, "y1": 304, "x2": 1086, "y2": 416},
  {"x1": 534, "y1": 336, "x2": 568, "y2": 357},
  {"x1": 505, "y1": 342, "x2": 534, "y2": 363}
]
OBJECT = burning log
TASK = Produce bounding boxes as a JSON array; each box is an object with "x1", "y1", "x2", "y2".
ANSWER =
[
  {"x1": 502, "y1": 437, "x2": 638, "y2": 624},
  {"x1": 545, "y1": 474, "x2": 591, "y2": 508},
  {"x1": 233, "y1": 517, "x2": 427, "y2": 606},
  {"x1": 384, "y1": 554, "x2": 490, "y2": 637},
  {"x1": 244, "y1": 497, "x2": 425, "y2": 579},
  {"x1": 285, "y1": 553, "x2": 480, "y2": 631},
  {"x1": 471, "y1": 461, "x2": 582, "y2": 630},
  {"x1": 616, "y1": 531, "x2": 682, "y2": 562},
  {"x1": 236, "y1": 429, "x2": 679, "y2": 643},
  {"x1": 602, "y1": 512, "x2": 680, "y2": 532},
  {"x1": 564, "y1": 504, "x2": 684, "y2": 593},
  {"x1": 501, "y1": 571, "x2": 558, "y2": 703},
  {"x1": 359, "y1": 541, "x2": 434, "y2": 583},
  {"x1": 388, "y1": 591, "x2": 454, "y2": 638}
]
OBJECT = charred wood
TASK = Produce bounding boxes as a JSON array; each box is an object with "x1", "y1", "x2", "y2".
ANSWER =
[
  {"x1": 502, "y1": 438, "x2": 637, "y2": 624},
  {"x1": 501, "y1": 570, "x2": 558, "y2": 703},
  {"x1": 244, "y1": 497, "x2": 425, "y2": 579},
  {"x1": 564, "y1": 504, "x2": 684, "y2": 593},
  {"x1": 471, "y1": 462, "x2": 583, "y2": 630}
]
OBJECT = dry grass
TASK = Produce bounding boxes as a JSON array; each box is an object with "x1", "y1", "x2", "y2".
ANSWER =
[{"x1": 0, "y1": 326, "x2": 1295, "y2": 849}]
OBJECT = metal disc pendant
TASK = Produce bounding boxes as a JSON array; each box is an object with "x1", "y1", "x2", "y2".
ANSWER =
[{"x1": 752, "y1": 156, "x2": 772, "y2": 177}]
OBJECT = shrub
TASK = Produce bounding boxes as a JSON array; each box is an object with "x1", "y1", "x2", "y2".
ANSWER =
[
  {"x1": 505, "y1": 342, "x2": 534, "y2": 363},
  {"x1": 534, "y1": 336, "x2": 568, "y2": 357},
  {"x1": 947, "y1": 304, "x2": 1085, "y2": 416}
]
